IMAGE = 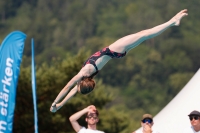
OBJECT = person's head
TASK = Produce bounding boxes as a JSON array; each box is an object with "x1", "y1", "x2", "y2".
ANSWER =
[
  {"x1": 85, "y1": 109, "x2": 99, "y2": 125},
  {"x1": 141, "y1": 114, "x2": 154, "y2": 128},
  {"x1": 188, "y1": 110, "x2": 200, "y2": 127},
  {"x1": 78, "y1": 78, "x2": 96, "y2": 95}
]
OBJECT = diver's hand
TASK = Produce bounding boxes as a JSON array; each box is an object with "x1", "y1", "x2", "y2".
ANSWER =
[{"x1": 50, "y1": 102, "x2": 62, "y2": 113}]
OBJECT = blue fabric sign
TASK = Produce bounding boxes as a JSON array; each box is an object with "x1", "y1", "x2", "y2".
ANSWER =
[{"x1": 0, "y1": 31, "x2": 26, "y2": 133}]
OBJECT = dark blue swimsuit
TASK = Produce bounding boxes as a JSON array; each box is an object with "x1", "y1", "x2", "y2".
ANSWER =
[{"x1": 83, "y1": 47, "x2": 126, "y2": 78}]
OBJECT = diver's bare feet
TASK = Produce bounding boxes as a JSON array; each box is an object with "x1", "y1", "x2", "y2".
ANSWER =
[{"x1": 170, "y1": 9, "x2": 188, "y2": 26}]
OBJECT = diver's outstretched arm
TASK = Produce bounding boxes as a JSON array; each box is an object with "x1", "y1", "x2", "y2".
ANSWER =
[
  {"x1": 50, "y1": 72, "x2": 83, "y2": 112},
  {"x1": 50, "y1": 86, "x2": 78, "y2": 112}
]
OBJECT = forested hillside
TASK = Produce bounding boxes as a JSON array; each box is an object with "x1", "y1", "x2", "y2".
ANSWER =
[{"x1": 0, "y1": 0, "x2": 200, "y2": 133}]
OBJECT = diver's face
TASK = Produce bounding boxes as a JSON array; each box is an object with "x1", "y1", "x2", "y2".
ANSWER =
[{"x1": 77, "y1": 82, "x2": 81, "y2": 93}]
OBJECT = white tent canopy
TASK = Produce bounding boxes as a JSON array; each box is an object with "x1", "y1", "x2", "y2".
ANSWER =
[{"x1": 137, "y1": 68, "x2": 200, "y2": 133}]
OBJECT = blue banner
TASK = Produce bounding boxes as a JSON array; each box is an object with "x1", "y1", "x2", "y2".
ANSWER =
[{"x1": 0, "y1": 31, "x2": 26, "y2": 133}]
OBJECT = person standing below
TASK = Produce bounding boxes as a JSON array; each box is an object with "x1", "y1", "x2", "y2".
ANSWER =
[
  {"x1": 132, "y1": 114, "x2": 159, "y2": 133},
  {"x1": 69, "y1": 105, "x2": 104, "y2": 133},
  {"x1": 183, "y1": 110, "x2": 200, "y2": 133}
]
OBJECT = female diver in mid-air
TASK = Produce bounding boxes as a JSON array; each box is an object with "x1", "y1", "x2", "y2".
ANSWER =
[{"x1": 50, "y1": 9, "x2": 188, "y2": 112}]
